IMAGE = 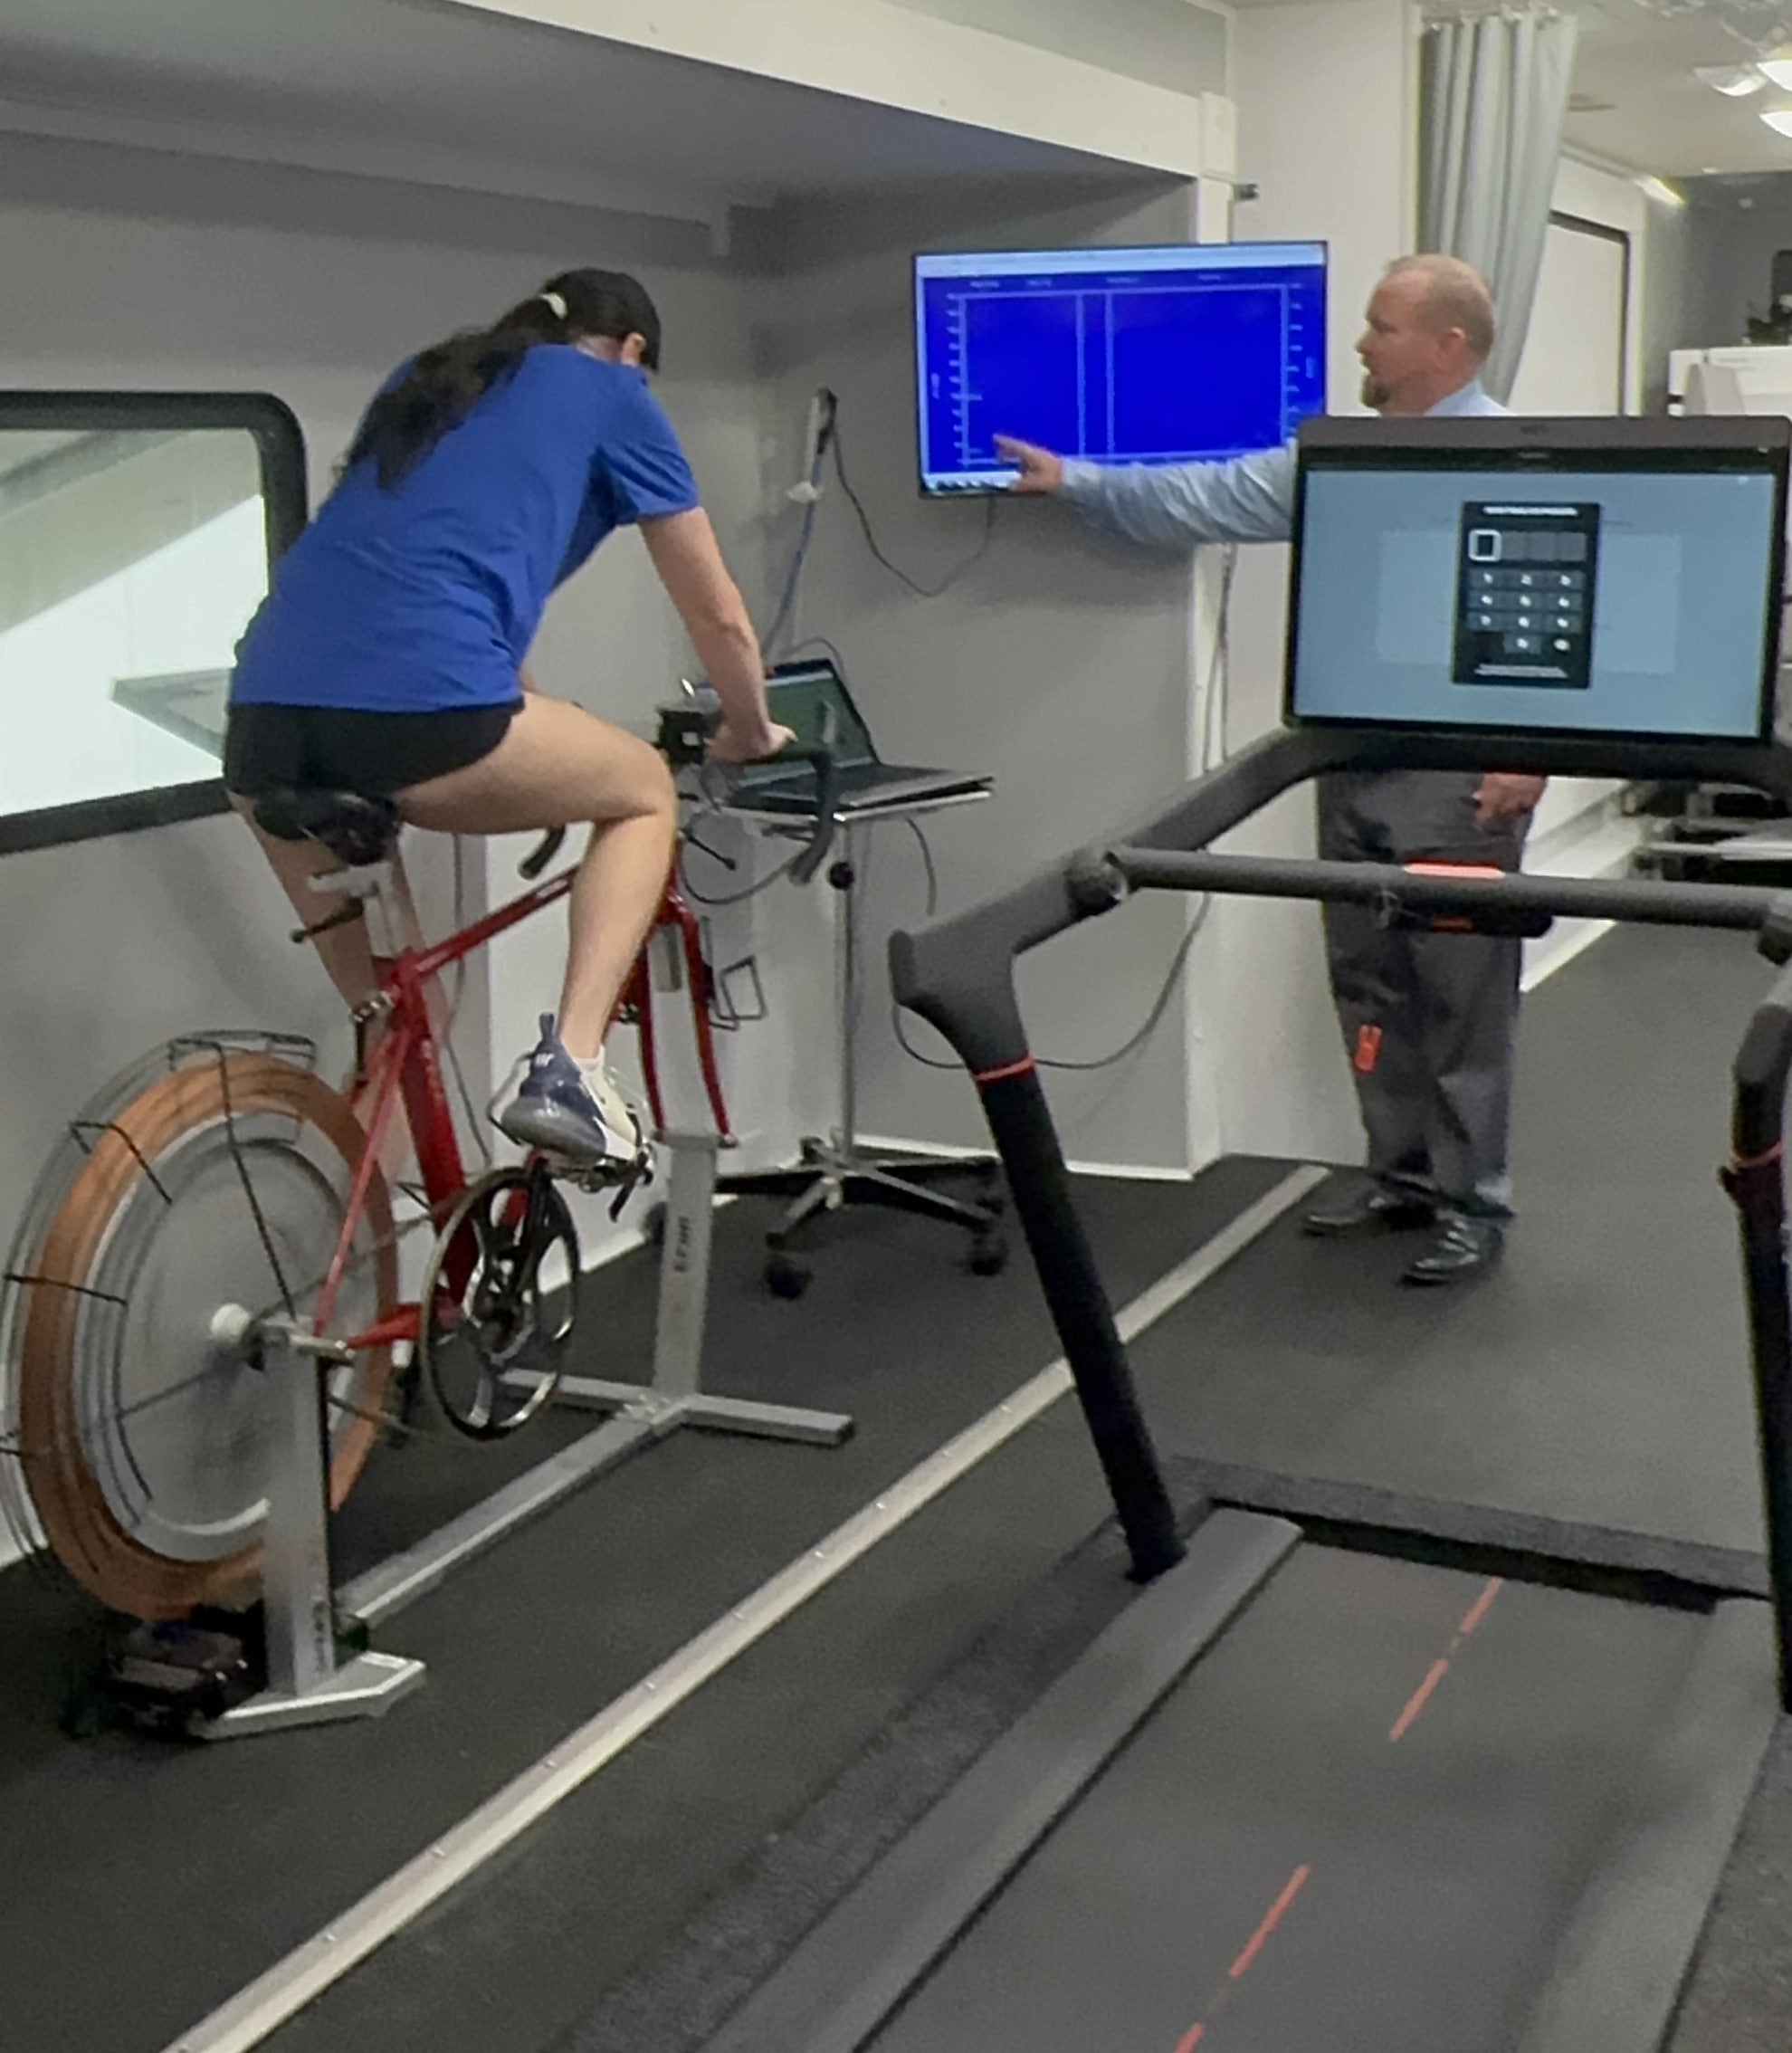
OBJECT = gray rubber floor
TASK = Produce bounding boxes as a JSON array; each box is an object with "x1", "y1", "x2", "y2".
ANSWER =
[
  {"x1": 1124, "y1": 924, "x2": 1775, "y2": 1552},
  {"x1": 4, "y1": 920, "x2": 1786, "y2": 2053},
  {"x1": 0, "y1": 1159, "x2": 1283, "y2": 2053}
]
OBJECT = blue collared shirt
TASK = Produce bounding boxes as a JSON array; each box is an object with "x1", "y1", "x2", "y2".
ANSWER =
[{"x1": 1058, "y1": 379, "x2": 1510, "y2": 550}]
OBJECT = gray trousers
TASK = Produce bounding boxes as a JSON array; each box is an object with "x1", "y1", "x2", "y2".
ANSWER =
[{"x1": 1317, "y1": 769, "x2": 1530, "y2": 1218}]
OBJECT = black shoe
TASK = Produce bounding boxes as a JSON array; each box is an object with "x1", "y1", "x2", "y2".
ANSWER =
[
  {"x1": 1303, "y1": 1189, "x2": 1436, "y2": 1238},
  {"x1": 1403, "y1": 1213, "x2": 1502, "y2": 1286}
]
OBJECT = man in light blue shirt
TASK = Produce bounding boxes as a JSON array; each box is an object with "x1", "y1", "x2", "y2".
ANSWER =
[{"x1": 997, "y1": 255, "x2": 1542, "y2": 1285}]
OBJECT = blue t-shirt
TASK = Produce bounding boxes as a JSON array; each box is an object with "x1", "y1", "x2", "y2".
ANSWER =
[{"x1": 231, "y1": 347, "x2": 701, "y2": 712}]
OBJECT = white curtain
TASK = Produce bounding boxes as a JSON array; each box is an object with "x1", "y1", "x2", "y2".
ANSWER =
[{"x1": 1419, "y1": 8, "x2": 1580, "y2": 402}]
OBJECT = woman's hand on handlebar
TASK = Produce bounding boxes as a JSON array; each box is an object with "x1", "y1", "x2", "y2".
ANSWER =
[{"x1": 709, "y1": 718, "x2": 796, "y2": 765}]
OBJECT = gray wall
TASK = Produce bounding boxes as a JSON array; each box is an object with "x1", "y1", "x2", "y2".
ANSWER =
[
  {"x1": 886, "y1": 0, "x2": 1227, "y2": 97},
  {"x1": 0, "y1": 125, "x2": 1206, "y2": 1284},
  {"x1": 741, "y1": 176, "x2": 1206, "y2": 1170},
  {"x1": 1663, "y1": 174, "x2": 1792, "y2": 368},
  {"x1": 0, "y1": 128, "x2": 765, "y2": 1254},
  {"x1": 1639, "y1": 190, "x2": 1699, "y2": 413}
]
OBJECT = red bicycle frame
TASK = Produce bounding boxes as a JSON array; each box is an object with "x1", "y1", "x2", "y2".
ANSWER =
[{"x1": 313, "y1": 861, "x2": 730, "y2": 1351}]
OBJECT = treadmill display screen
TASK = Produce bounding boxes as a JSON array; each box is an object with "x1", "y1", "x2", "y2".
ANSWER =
[{"x1": 1288, "y1": 449, "x2": 1783, "y2": 741}]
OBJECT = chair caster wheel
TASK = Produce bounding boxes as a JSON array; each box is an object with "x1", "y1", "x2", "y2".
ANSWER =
[
  {"x1": 766, "y1": 1255, "x2": 811, "y2": 1299},
  {"x1": 968, "y1": 1234, "x2": 1007, "y2": 1278}
]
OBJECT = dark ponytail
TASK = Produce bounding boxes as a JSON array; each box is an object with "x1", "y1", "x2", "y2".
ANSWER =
[{"x1": 345, "y1": 268, "x2": 663, "y2": 489}]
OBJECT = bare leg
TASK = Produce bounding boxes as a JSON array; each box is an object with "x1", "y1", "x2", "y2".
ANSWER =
[
  {"x1": 228, "y1": 796, "x2": 434, "y2": 1175},
  {"x1": 395, "y1": 696, "x2": 676, "y2": 1059},
  {"x1": 232, "y1": 796, "x2": 380, "y2": 1011}
]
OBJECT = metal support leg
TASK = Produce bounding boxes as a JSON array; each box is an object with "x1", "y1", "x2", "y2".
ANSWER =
[
  {"x1": 557, "y1": 1135, "x2": 853, "y2": 1444},
  {"x1": 656, "y1": 1133, "x2": 724, "y2": 1401},
  {"x1": 720, "y1": 816, "x2": 1004, "y2": 1260},
  {"x1": 203, "y1": 1321, "x2": 424, "y2": 1737},
  {"x1": 342, "y1": 1137, "x2": 854, "y2": 1631}
]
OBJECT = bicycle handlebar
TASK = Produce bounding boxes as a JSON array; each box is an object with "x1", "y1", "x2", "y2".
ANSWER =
[
  {"x1": 776, "y1": 742, "x2": 840, "y2": 885},
  {"x1": 519, "y1": 827, "x2": 565, "y2": 880}
]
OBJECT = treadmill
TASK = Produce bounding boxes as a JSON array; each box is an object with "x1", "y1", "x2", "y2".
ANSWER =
[{"x1": 691, "y1": 415, "x2": 1792, "y2": 2053}]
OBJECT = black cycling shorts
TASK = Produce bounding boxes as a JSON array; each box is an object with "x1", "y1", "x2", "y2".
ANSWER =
[{"x1": 222, "y1": 701, "x2": 520, "y2": 797}]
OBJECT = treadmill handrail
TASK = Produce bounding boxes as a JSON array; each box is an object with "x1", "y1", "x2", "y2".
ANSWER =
[
  {"x1": 1090, "y1": 848, "x2": 1792, "y2": 933},
  {"x1": 891, "y1": 726, "x2": 1792, "y2": 1074}
]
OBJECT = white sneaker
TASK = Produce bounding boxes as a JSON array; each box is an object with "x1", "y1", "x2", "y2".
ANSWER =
[{"x1": 491, "y1": 1016, "x2": 648, "y2": 1174}]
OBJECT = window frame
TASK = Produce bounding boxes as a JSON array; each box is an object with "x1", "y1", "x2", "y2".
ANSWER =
[{"x1": 0, "y1": 389, "x2": 307, "y2": 857}]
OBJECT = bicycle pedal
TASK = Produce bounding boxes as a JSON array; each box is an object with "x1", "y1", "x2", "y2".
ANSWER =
[
  {"x1": 541, "y1": 1147, "x2": 650, "y2": 1193},
  {"x1": 552, "y1": 1151, "x2": 653, "y2": 1217}
]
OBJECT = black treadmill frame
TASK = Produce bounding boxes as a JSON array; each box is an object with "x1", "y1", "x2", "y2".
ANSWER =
[{"x1": 890, "y1": 721, "x2": 1792, "y2": 1707}]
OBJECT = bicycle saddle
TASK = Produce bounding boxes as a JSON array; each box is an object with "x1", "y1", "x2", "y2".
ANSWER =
[{"x1": 251, "y1": 788, "x2": 400, "y2": 866}]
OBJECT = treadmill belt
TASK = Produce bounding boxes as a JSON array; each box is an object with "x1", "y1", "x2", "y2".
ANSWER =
[{"x1": 870, "y1": 1545, "x2": 1713, "y2": 2053}]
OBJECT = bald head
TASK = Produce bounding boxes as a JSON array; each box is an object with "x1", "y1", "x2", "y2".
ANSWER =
[
  {"x1": 1381, "y1": 254, "x2": 1496, "y2": 362},
  {"x1": 1358, "y1": 254, "x2": 1498, "y2": 415}
]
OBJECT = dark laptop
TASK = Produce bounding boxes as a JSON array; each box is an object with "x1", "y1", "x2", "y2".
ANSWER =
[{"x1": 709, "y1": 658, "x2": 991, "y2": 814}]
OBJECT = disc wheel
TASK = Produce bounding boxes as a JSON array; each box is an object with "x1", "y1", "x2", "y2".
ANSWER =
[
  {"x1": 417, "y1": 1167, "x2": 579, "y2": 1439},
  {"x1": 11, "y1": 1049, "x2": 396, "y2": 1619}
]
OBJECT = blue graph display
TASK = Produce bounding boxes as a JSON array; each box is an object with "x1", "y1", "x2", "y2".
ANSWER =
[{"x1": 914, "y1": 243, "x2": 1328, "y2": 495}]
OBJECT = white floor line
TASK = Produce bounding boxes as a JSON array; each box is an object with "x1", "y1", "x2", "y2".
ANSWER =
[
  {"x1": 855, "y1": 1132, "x2": 1196, "y2": 1182},
  {"x1": 1521, "y1": 915, "x2": 1614, "y2": 996},
  {"x1": 1520, "y1": 807, "x2": 1644, "y2": 996},
  {"x1": 160, "y1": 1163, "x2": 1326, "y2": 2053}
]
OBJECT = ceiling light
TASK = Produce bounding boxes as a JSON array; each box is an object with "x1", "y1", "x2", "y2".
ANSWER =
[
  {"x1": 1760, "y1": 52, "x2": 1792, "y2": 90},
  {"x1": 1762, "y1": 106, "x2": 1792, "y2": 135},
  {"x1": 1635, "y1": 175, "x2": 1687, "y2": 206},
  {"x1": 1697, "y1": 62, "x2": 1768, "y2": 95}
]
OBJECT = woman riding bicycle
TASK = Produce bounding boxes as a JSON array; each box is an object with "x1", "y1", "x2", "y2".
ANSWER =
[{"x1": 223, "y1": 266, "x2": 790, "y2": 1174}]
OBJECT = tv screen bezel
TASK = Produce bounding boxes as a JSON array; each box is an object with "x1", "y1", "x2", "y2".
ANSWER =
[
  {"x1": 1282, "y1": 415, "x2": 1792, "y2": 750},
  {"x1": 911, "y1": 237, "x2": 1331, "y2": 501}
]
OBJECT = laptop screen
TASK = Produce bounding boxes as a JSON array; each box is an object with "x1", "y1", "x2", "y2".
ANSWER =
[
  {"x1": 731, "y1": 663, "x2": 879, "y2": 785},
  {"x1": 1286, "y1": 422, "x2": 1787, "y2": 744}
]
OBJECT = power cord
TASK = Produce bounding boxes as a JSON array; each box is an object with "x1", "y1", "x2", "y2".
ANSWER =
[
  {"x1": 762, "y1": 494, "x2": 820, "y2": 660},
  {"x1": 761, "y1": 394, "x2": 834, "y2": 658},
  {"x1": 785, "y1": 631, "x2": 853, "y2": 679},
  {"x1": 831, "y1": 415, "x2": 996, "y2": 597},
  {"x1": 890, "y1": 540, "x2": 1238, "y2": 1078},
  {"x1": 890, "y1": 898, "x2": 1207, "y2": 1075},
  {"x1": 758, "y1": 377, "x2": 992, "y2": 669},
  {"x1": 678, "y1": 831, "x2": 801, "y2": 907},
  {"x1": 1198, "y1": 545, "x2": 1237, "y2": 777}
]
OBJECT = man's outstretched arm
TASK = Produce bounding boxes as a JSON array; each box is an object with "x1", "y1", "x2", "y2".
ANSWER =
[{"x1": 996, "y1": 434, "x2": 1298, "y2": 550}]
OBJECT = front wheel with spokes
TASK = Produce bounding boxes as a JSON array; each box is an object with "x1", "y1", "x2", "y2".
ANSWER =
[{"x1": 417, "y1": 1166, "x2": 579, "y2": 1439}]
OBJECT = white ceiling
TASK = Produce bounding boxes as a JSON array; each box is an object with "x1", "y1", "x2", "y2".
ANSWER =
[
  {"x1": 0, "y1": 0, "x2": 1145, "y2": 225},
  {"x1": 11, "y1": 0, "x2": 1792, "y2": 200},
  {"x1": 1565, "y1": 0, "x2": 1792, "y2": 177},
  {"x1": 1227, "y1": 0, "x2": 1792, "y2": 179}
]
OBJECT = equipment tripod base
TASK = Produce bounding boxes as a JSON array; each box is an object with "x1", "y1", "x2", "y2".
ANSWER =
[
  {"x1": 721, "y1": 1143, "x2": 1006, "y2": 1297},
  {"x1": 199, "y1": 1650, "x2": 425, "y2": 1740}
]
